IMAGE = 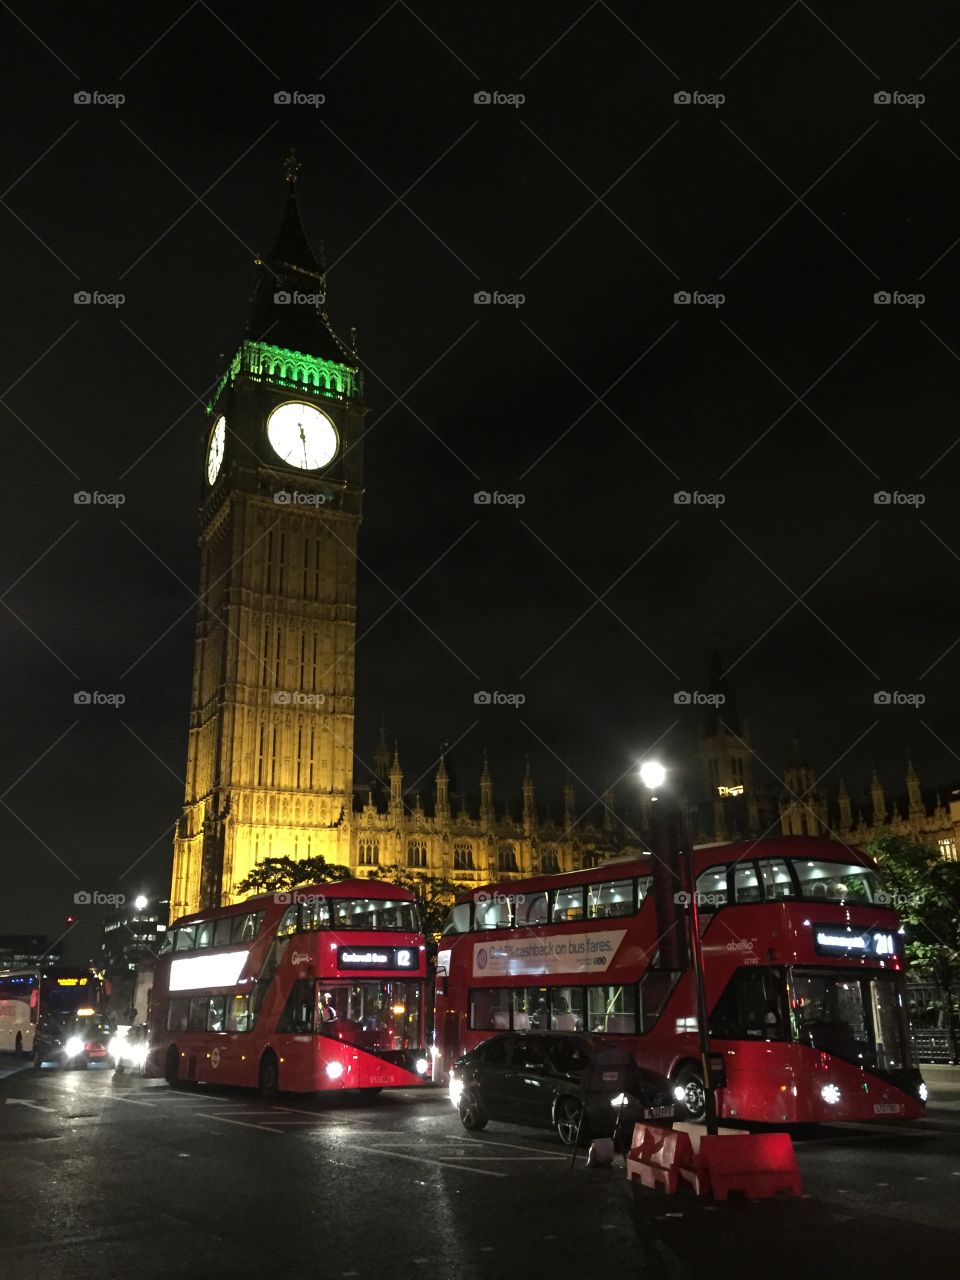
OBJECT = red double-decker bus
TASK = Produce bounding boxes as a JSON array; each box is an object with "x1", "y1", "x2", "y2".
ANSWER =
[
  {"x1": 434, "y1": 837, "x2": 927, "y2": 1125},
  {"x1": 149, "y1": 879, "x2": 430, "y2": 1095}
]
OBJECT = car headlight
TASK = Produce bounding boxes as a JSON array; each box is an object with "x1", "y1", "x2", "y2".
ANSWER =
[
  {"x1": 673, "y1": 1084, "x2": 687, "y2": 1102},
  {"x1": 449, "y1": 1077, "x2": 463, "y2": 1106},
  {"x1": 820, "y1": 1084, "x2": 841, "y2": 1105},
  {"x1": 918, "y1": 1081, "x2": 928, "y2": 1103},
  {"x1": 325, "y1": 1060, "x2": 344, "y2": 1080},
  {"x1": 108, "y1": 1038, "x2": 120, "y2": 1057},
  {"x1": 414, "y1": 1057, "x2": 429, "y2": 1076},
  {"x1": 65, "y1": 1036, "x2": 84, "y2": 1057}
]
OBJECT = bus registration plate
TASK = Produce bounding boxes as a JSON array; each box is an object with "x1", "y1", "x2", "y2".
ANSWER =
[{"x1": 873, "y1": 1103, "x2": 901, "y2": 1114}]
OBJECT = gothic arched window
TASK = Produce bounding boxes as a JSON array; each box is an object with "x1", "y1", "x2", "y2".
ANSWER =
[
  {"x1": 407, "y1": 839, "x2": 427, "y2": 868},
  {"x1": 540, "y1": 848, "x2": 560, "y2": 874},
  {"x1": 453, "y1": 842, "x2": 474, "y2": 871},
  {"x1": 497, "y1": 843, "x2": 518, "y2": 872},
  {"x1": 359, "y1": 841, "x2": 379, "y2": 867}
]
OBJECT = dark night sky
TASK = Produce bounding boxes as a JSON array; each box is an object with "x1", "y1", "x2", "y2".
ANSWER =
[{"x1": 3, "y1": 2, "x2": 960, "y2": 960}]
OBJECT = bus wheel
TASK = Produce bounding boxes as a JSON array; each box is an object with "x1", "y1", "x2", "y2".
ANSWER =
[
  {"x1": 673, "y1": 1065, "x2": 706, "y2": 1123},
  {"x1": 363, "y1": 1087, "x2": 383, "y2": 1095},
  {"x1": 259, "y1": 1051, "x2": 279, "y2": 1101},
  {"x1": 164, "y1": 1046, "x2": 181, "y2": 1087},
  {"x1": 457, "y1": 1089, "x2": 487, "y2": 1131},
  {"x1": 14, "y1": 1033, "x2": 22, "y2": 1059},
  {"x1": 555, "y1": 1096, "x2": 584, "y2": 1146}
]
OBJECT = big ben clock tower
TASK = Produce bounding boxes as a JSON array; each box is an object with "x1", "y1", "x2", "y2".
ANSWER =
[{"x1": 170, "y1": 153, "x2": 366, "y2": 917}]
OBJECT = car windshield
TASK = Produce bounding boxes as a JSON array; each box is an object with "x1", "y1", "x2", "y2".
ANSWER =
[
  {"x1": 72, "y1": 1017, "x2": 113, "y2": 1038},
  {"x1": 791, "y1": 968, "x2": 911, "y2": 1071}
]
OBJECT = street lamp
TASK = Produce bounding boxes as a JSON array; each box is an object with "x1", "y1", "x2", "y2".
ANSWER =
[
  {"x1": 129, "y1": 895, "x2": 148, "y2": 1024},
  {"x1": 638, "y1": 759, "x2": 718, "y2": 1135}
]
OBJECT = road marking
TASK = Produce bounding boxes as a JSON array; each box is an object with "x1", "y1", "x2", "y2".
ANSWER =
[
  {"x1": 4, "y1": 1099, "x2": 55, "y2": 1112},
  {"x1": 105, "y1": 1094, "x2": 157, "y2": 1108},
  {"x1": 348, "y1": 1142, "x2": 506, "y2": 1178},
  {"x1": 198, "y1": 1113, "x2": 284, "y2": 1132}
]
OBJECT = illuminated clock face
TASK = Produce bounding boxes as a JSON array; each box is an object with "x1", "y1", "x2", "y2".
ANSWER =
[
  {"x1": 266, "y1": 401, "x2": 338, "y2": 470},
  {"x1": 206, "y1": 415, "x2": 225, "y2": 485}
]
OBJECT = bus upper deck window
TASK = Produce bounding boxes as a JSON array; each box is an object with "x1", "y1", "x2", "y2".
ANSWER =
[
  {"x1": 442, "y1": 903, "x2": 472, "y2": 935},
  {"x1": 175, "y1": 926, "x2": 196, "y2": 951},
  {"x1": 213, "y1": 917, "x2": 234, "y2": 947},
  {"x1": 551, "y1": 887, "x2": 584, "y2": 923}
]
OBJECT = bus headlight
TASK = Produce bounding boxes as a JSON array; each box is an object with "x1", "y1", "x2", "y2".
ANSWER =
[
  {"x1": 919, "y1": 1082, "x2": 928, "y2": 1103},
  {"x1": 820, "y1": 1084, "x2": 841, "y2": 1105},
  {"x1": 414, "y1": 1057, "x2": 429, "y2": 1075},
  {"x1": 65, "y1": 1036, "x2": 84, "y2": 1058},
  {"x1": 325, "y1": 1060, "x2": 344, "y2": 1080}
]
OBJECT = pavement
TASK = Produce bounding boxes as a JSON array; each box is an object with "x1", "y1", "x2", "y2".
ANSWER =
[{"x1": 0, "y1": 1057, "x2": 958, "y2": 1279}]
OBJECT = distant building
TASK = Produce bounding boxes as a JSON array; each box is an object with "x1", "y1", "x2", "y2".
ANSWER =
[
  {"x1": 100, "y1": 899, "x2": 170, "y2": 977},
  {"x1": 0, "y1": 935, "x2": 60, "y2": 967}
]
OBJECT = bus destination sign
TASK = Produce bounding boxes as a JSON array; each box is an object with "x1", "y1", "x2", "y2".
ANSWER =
[
  {"x1": 813, "y1": 926, "x2": 900, "y2": 958},
  {"x1": 338, "y1": 947, "x2": 416, "y2": 970}
]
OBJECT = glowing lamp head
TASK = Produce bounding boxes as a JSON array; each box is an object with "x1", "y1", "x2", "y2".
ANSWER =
[
  {"x1": 639, "y1": 761, "x2": 667, "y2": 791},
  {"x1": 134, "y1": 895, "x2": 148, "y2": 912}
]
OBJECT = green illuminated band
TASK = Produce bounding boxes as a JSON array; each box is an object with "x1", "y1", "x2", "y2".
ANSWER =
[{"x1": 208, "y1": 339, "x2": 362, "y2": 412}]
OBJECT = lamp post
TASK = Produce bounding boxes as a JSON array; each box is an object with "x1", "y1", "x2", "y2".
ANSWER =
[
  {"x1": 638, "y1": 761, "x2": 718, "y2": 1135},
  {"x1": 129, "y1": 894, "x2": 148, "y2": 1024}
]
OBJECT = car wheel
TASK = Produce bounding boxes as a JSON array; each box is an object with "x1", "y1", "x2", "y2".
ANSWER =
[
  {"x1": 32, "y1": 1051, "x2": 43, "y2": 1069},
  {"x1": 555, "y1": 1096, "x2": 584, "y2": 1146},
  {"x1": 457, "y1": 1089, "x2": 487, "y2": 1131},
  {"x1": 14, "y1": 1033, "x2": 23, "y2": 1059},
  {"x1": 259, "y1": 1051, "x2": 279, "y2": 1101},
  {"x1": 673, "y1": 1066, "x2": 706, "y2": 1123}
]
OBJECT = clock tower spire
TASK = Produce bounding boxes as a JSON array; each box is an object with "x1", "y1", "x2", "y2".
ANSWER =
[{"x1": 170, "y1": 157, "x2": 367, "y2": 917}]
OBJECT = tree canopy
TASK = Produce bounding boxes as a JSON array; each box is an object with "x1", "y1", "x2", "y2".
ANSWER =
[
  {"x1": 234, "y1": 855, "x2": 351, "y2": 896},
  {"x1": 866, "y1": 834, "x2": 960, "y2": 991}
]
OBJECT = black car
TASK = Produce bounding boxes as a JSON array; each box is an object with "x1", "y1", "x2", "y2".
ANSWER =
[
  {"x1": 450, "y1": 1032, "x2": 675, "y2": 1146},
  {"x1": 33, "y1": 1012, "x2": 116, "y2": 1070}
]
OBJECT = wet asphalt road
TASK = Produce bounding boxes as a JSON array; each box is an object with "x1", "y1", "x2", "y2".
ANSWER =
[{"x1": 0, "y1": 1060, "x2": 958, "y2": 1279}]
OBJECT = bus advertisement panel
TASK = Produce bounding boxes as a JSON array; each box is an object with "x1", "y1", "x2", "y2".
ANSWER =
[
  {"x1": 148, "y1": 879, "x2": 430, "y2": 1095},
  {"x1": 434, "y1": 838, "x2": 927, "y2": 1125}
]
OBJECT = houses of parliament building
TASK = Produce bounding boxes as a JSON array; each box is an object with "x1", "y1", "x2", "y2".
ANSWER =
[{"x1": 168, "y1": 164, "x2": 959, "y2": 919}]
